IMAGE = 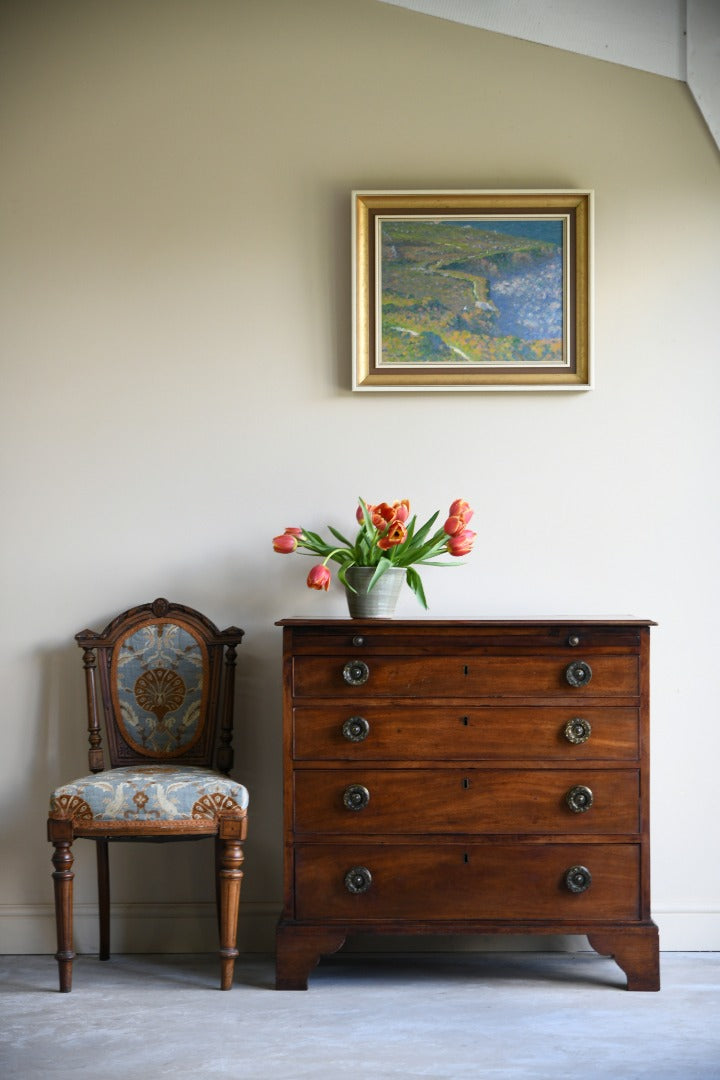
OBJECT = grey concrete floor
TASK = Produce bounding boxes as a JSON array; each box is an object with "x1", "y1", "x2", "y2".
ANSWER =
[{"x1": 1, "y1": 952, "x2": 718, "y2": 1079}]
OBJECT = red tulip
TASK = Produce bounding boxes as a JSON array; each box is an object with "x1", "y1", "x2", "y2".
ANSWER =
[
  {"x1": 284, "y1": 527, "x2": 303, "y2": 536},
  {"x1": 447, "y1": 529, "x2": 476, "y2": 557},
  {"x1": 273, "y1": 533, "x2": 298, "y2": 553},
  {"x1": 307, "y1": 564, "x2": 331, "y2": 591},
  {"x1": 393, "y1": 500, "x2": 411, "y2": 523}
]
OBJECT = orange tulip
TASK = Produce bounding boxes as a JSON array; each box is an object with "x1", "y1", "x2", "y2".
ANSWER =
[
  {"x1": 358, "y1": 500, "x2": 410, "y2": 528},
  {"x1": 307, "y1": 564, "x2": 331, "y2": 591},
  {"x1": 357, "y1": 503, "x2": 388, "y2": 529},
  {"x1": 448, "y1": 499, "x2": 474, "y2": 525},
  {"x1": 443, "y1": 515, "x2": 465, "y2": 536},
  {"x1": 377, "y1": 519, "x2": 407, "y2": 550},
  {"x1": 375, "y1": 502, "x2": 396, "y2": 523}
]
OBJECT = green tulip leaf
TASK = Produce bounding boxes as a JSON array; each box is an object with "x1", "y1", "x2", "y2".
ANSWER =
[{"x1": 405, "y1": 566, "x2": 428, "y2": 609}]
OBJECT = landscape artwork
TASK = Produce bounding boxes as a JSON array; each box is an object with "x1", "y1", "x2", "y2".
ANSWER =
[
  {"x1": 377, "y1": 216, "x2": 567, "y2": 369},
  {"x1": 352, "y1": 191, "x2": 592, "y2": 390}
]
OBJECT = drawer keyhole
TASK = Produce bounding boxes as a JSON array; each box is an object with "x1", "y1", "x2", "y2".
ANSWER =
[{"x1": 462, "y1": 777, "x2": 471, "y2": 789}]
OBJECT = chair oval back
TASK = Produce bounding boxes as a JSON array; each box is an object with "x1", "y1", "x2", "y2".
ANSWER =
[
  {"x1": 80, "y1": 599, "x2": 242, "y2": 771},
  {"x1": 113, "y1": 618, "x2": 209, "y2": 758}
]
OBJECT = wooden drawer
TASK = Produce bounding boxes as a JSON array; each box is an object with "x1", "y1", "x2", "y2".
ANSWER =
[
  {"x1": 292, "y1": 705, "x2": 639, "y2": 761},
  {"x1": 294, "y1": 842, "x2": 641, "y2": 921},
  {"x1": 291, "y1": 653, "x2": 638, "y2": 699},
  {"x1": 294, "y1": 768, "x2": 640, "y2": 835},
  {"x1": 287, "y1": 623, "x2": 642, "y2": 655}
]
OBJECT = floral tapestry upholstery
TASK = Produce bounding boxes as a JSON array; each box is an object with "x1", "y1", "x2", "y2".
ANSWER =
[
  {"x1": 113, "y1": 621, "x2": 206, "y2": 757},
  {"x1": 49, "y1": 765, "x2": 249, "y2": 834}
]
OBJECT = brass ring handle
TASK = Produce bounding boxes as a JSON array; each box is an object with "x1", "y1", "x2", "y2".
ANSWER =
[
  {"x1": 343, "y1": 784, "x2": 370, "y2": 811},
  {"x1": 565, "y1": 865, "x2": 592, "y2": 893},
  {"x1": 565, "y1": 660, "x2": 592, "y2": 687},
  {"x1": 342, "y1": 716, "x2": 370, "y2": 742},
  {"x1": 564, "y1": 717, "x2": 592, "y2": 744},
  {"x1": 343, "y1": 659, "x2": 370, "y2": 686},
  {"x1": 345, "y1": 866, "x2": 372, "y2": 894},
  {"x1": 565, "y1": 784, "x2": 593, "y2": 813}
]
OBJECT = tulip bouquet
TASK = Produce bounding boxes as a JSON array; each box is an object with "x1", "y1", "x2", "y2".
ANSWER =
[{"x1": 272, "y1": 497, "x2": 476, "y2": 609}]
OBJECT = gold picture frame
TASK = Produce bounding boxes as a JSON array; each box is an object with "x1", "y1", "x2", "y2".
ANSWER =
[{"x1": 352, "y1": 190, "x2": 592, "y2": 392}]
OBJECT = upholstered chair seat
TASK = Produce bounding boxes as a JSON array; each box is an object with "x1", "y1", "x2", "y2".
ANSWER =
[
  {"x1": 50, "y1": 765, "x2": 249, "y2": 832},
  {"x1": 47, "y1": 599, "x2": 248, "y2": 992}
]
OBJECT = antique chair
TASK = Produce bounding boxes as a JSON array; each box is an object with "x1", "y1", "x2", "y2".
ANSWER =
[{"x1": 47, "y1": 598, "x2": 248, "y2": 992}]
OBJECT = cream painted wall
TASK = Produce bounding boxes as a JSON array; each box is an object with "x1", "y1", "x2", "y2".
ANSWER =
[{"x1": 1, "y1": 0, "x2": 719, "y2": 956}]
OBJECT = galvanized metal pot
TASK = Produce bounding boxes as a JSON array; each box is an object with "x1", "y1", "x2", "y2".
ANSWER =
[{"x1": 344, "y1": 566, "x2": 405, "y2": 618}]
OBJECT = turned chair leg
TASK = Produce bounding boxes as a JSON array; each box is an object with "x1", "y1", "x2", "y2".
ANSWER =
[
  {"x1": 214, "y1": 836, "x2": 222, "y2": 934},
  {"x1": 50, "y1": 836, "x2": 75, "y2": 992},
  {"x1": 216, "y1": 836, "x2": 244, "y2": 990},
  {"x1": 96, "y1": 839, "x2": 110, "y2": 961}
]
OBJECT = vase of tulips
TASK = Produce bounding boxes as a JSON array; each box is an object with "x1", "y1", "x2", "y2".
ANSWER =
[{"x1": 272, "y1": 497, "x2": 476, "y2": 616}]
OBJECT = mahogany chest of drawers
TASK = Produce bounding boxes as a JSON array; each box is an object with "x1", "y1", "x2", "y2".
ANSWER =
[{"x1": 276, "y1": 619, "x2": 659, "y2": 990}]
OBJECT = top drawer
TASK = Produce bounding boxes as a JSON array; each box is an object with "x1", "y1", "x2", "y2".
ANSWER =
[
  {"x1": 291, "y1": 653, "x2": 639, "y2": 699},
  {"x1": 284, "y1": 623, "x2": 642, "y2": 656}
]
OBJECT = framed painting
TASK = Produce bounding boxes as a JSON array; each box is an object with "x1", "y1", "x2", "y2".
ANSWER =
[{"x1": 352, "y1": 190, "x2": 592, "y2": 391}]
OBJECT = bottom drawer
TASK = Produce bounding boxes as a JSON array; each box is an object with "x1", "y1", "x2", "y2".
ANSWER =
[{"x1": 294, "y1": 842, "x2": 640, "y2": 922}]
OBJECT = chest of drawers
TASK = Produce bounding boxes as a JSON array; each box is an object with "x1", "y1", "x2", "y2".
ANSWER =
[{"x1": 276, "y1": 619, "x2": 659, "y2": 991}]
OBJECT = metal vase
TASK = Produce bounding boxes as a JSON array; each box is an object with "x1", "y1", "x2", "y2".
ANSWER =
[{"x1": 344, "y1": 566, "x2": 405, "y2": 618}]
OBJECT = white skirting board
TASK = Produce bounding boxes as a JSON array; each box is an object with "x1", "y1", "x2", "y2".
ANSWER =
[{"x1": 1, "y1": 904, "x2": 718, "y2": 954}]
